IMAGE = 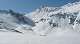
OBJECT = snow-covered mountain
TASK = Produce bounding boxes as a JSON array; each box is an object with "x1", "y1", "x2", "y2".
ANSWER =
[
  {"x1": 27, "y1": 1, "x2": 80, "y2": 35},
  {"x1": 0, "y1": 10, "x2": 35, "y2": 33},
  {"x1": 0, "y1": 1, "x2": 80, "y2": 35}
]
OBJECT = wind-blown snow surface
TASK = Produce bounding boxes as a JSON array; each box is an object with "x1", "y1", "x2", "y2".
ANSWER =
[
  {"x1": 0, "y1": 1, "x2": 80, "y2": 44},
  {"x1": 0, "y1": 32, "x2": 80, "y2": 44}
]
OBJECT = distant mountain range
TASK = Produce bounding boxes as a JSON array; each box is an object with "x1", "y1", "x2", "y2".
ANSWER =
[
  {"x1": 0, "y1": 1, "x2": 80, "y2": 35},
  {"x1": 0, "y1": 10, "x2": 35, "y2": 33}
]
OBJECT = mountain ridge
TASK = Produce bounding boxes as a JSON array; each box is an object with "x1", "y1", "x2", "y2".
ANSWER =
[
  {"x1": 28, "y1": 1, "x2": 80, "y2": 35},
  {"x1": 0, "y1": 1, "x2": 80, "y2": 35}
]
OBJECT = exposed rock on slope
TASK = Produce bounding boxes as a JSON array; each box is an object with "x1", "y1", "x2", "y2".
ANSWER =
[
  {"x1": 0, "y1": 10, "x2": 35, "y2": 33},
  {"x1": 28, "y1": 1, "x2": 80, "y2": 35}
]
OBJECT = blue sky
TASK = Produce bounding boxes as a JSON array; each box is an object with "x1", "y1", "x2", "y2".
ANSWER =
[{"x1": 0, "y1": 0, "x2": 79, "y2": 13}]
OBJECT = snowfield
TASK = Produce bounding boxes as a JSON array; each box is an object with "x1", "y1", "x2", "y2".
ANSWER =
[
  {"x1": 0, "y1": 1, "x2": 80, "y2": 44},
  {"x1": 0, "y1": 32, "x2": 80, "y2": 44}
]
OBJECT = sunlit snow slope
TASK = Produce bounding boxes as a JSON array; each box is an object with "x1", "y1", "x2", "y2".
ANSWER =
[
  {"x1": 0, "y1": 1, "x2": 80, "y2": 44},
  {"x1": 28, "y1": 1, "x2": 80, "y2": 35},
  {"x1": 0, "y1": 1, "x2": 80, "y2": 36}
]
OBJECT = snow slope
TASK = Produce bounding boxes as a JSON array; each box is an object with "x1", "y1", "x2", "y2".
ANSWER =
[
  {"x1": 0, "y1": 32, "x2": 80, "y2": 44},
  {"x1": 0, "y1": 10, "x2": 35, "y2": 33},
  {"x1": 28, "y1": 1, "x2": 80, "y2": 35},
  {"x1": 0, "y1": 1, "x2": 80, "y2": 35},
  {"x1": 0, "y1": 1, "x2": 80, "y2": 44}
]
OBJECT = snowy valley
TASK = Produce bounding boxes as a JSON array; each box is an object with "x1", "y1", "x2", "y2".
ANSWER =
[{"x1": 0, "y1": 1, "x2": 80, "y2": 44}]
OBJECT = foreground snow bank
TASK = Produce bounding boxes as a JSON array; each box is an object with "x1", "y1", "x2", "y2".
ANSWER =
[{"x1": 0, "y1": 32, "x2": 80, "y2": 44}]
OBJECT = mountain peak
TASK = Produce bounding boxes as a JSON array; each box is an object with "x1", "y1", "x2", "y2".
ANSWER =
[{"x1": 28, "y1": 1, "x2": 80, "y2": 35}]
